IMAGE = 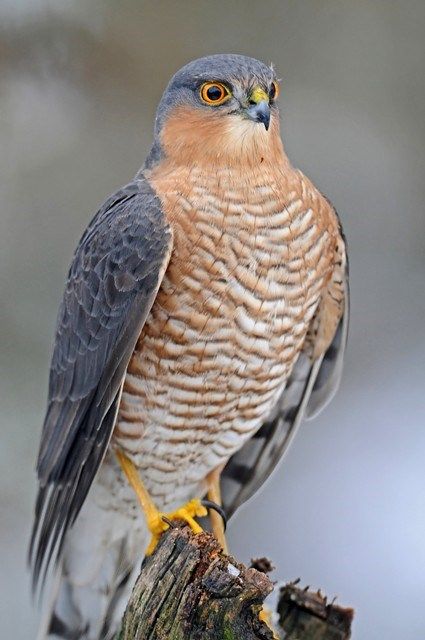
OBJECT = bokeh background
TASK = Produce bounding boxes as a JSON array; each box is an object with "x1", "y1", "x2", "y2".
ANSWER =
[{"x1": 1, "y1": 1, "x2": 424, "y2": 638}]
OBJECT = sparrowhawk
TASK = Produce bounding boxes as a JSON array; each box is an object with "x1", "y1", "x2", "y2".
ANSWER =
[{"x1": 30, "y1": 54, "x2": 349, "y2": 640}]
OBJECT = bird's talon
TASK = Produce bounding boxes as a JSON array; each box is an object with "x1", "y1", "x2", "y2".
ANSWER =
[
  {"x1": 161, "y1": 515, "x2": 177, "y2": 528},
  {"x1": 145, "y1": 498, "x2": 207, "y2": 555},
  {"x1": 201, "y1": 498, "x2": 228, "y2": 532}
]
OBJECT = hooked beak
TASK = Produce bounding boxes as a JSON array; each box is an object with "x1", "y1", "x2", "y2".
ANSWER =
[{"x1": 245, "y1": 87, "x2": 271, "y2": 130}]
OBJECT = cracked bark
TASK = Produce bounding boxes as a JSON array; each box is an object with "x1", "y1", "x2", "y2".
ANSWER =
[{"x1": 117, "y1": 525, "x2": 353, "y2": 640}]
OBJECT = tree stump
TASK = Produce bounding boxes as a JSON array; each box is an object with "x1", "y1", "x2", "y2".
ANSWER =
[
  {"x1": 277, "y1": 582, "x2": 354, "y2": 639},
  {"x1": 117, "y1": 524, "x2": 354, "y2": 640}
]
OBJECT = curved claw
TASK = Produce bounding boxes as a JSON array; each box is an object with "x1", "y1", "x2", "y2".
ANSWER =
[{"x1": 201, "y1": 498, "x2": 227, "y2": 532}]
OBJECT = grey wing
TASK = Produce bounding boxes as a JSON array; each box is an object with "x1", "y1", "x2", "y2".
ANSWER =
[
  {"x1": 29, "y1": 178, "x2": 173, "y2": 589},
  {"x1": 221, "y1": 232, "x2": 349, "y2": 519}
]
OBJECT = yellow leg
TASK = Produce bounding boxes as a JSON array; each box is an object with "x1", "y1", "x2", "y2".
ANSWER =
[
  {"x1": 206, "y1": 466, "x2": 228, "y2": 554},
  {"x1": 116, "y1": 450, "x2": 207, "y2": 554}
]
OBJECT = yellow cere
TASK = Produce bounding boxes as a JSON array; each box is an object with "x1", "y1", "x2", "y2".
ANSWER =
[{"x1": 249, "y1": 86, "x2": 269, "y2": 104}]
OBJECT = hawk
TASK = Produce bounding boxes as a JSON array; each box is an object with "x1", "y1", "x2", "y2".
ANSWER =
[{"x1": 30, "y1": 54, "x2": 349, "y2": 640}]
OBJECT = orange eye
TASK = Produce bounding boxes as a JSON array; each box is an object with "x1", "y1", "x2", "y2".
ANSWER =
[
  {"x1": 200, "y1": 82, "x2": 230, "y2": 105},
  {"x1": 269, "y1": 81, "x2": 279, "y2": 101}
]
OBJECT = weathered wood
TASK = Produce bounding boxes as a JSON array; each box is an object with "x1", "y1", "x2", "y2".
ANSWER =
[
  {"x1": 117, "y1": 524, "x2": 274, "y2": 639},
  {"x1": 277, "y1": 582, "x2": 354, "y2": 639},
  {"x1": 117, "y1": 524, "x2": 354, "y2": 640}
]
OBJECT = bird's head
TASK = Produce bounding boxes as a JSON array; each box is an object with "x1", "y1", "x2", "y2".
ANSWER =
[{"x1": 147, "y1": 54, "x2": 284, "y2": 168}]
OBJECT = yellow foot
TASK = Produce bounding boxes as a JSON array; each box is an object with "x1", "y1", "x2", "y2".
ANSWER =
[
  {"x1": 259, "y1": 606, "x2": 279, "y2": 639},
  {"x1": 145, "y1": 498, "x2": 208, "y2": 555},
  {"x1": 115, "y1": 450, "x2": 208, "y2": 555}
]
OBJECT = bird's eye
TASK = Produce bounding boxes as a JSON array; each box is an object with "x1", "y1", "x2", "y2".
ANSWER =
[
  {"x1": 269, "y1": 81, "x2": 279, "y2": 101},
  {"x1": 200, "y1": 82, "x2": 230, "y2": 105}
]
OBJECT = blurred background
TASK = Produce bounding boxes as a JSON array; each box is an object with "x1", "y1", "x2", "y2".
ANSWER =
[{"x1": 1, "y1": 1, "x2": 424, "y2": 638}]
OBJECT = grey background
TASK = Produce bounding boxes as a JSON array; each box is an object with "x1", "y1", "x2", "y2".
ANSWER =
[{"x1": 1, "y1": 1, "x2": 424, "y2": 638}]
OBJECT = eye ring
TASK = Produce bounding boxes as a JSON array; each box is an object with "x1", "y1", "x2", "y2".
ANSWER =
[
  {"x1": 269, "y1": 81, "x2": 279, "y2": 101},
  {"x1": 200, "y1": 82, "x2": 230, "y2": 106}
]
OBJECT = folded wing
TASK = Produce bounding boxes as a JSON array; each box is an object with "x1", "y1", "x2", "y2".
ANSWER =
[{"x1": 30, "y1": 179, "x2": 173, "y2": 589}]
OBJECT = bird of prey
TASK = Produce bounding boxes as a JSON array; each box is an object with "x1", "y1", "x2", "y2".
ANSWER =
[{"x1": 30, "y1": 54, "x2": 349, "y2": 640}]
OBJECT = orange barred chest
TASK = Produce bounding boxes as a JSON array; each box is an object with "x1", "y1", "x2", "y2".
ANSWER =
[{"x1": 114, "y1": 166, "x2": 335, "y2": 499}]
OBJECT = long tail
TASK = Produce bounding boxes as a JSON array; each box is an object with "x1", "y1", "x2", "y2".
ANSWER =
[{"x1": 36, "y1": 458, "x2": 148, "y2": 640}]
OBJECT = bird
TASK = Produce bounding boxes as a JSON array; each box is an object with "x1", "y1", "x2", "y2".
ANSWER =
[{"x1": 30, "y1": 54, "x2": 349, "y2": 640}]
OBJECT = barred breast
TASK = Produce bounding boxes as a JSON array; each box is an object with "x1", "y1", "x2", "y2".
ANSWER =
[{"x1": 114, "y1": 162, "x2": 338, "y2": 508}]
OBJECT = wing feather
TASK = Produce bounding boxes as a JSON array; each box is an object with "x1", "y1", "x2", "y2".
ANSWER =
[{"x1": 30, "y1": 178, "x2": 173, "y2": 589}]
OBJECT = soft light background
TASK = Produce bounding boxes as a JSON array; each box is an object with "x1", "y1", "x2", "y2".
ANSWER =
[{"x1": 1, "y1": 2, "x2": 424, "y2": 638}]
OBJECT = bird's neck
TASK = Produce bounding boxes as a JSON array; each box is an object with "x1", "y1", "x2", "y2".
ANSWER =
[{"x1": 144, "y1": 106, "x2": 289, "y2": 173}]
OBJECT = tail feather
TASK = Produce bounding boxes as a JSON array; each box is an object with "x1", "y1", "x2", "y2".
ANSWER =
[
  {"x1": 36, "y1": 455, "x2": 148, "y2": 640},
  {"x1": 38, "y1": 529, "x2": 146, "y2": 640}
]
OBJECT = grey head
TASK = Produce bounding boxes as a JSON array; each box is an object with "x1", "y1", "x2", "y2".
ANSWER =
[{"x1": 145, "y1": 54, "x2": 279, "y2": 168}]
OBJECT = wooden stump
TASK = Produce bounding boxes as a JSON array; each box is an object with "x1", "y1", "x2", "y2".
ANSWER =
[
  {"x1": 277, "y1": 582, "x2": 354, "y2": 639},
  {"x1": 117, "y1": 524, "x2": 354, "y2": 640}
]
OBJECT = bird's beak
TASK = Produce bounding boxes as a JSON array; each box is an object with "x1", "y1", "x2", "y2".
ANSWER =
[{"x1": 246, "y1": 87, "x2": 271, "y2": 130}]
